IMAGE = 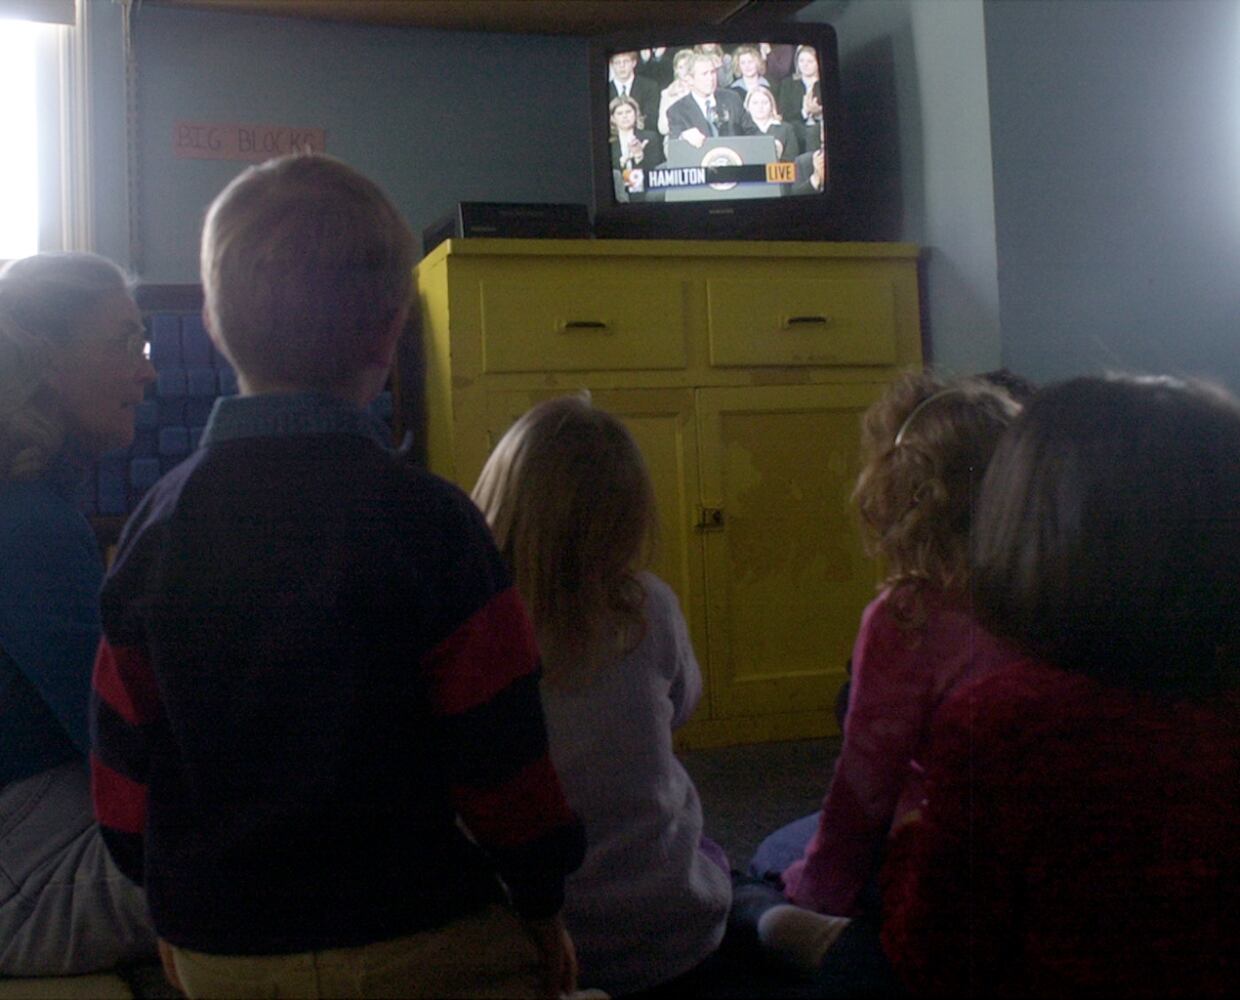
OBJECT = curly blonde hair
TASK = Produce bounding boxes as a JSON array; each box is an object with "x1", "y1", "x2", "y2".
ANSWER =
[
  {"x1": 852, "y1": 370, "x2": 1021, "y2": 603},
  {"x1": 0, "y1": 253, "x2": 130, "y2": 482},
  {"x1": 472, "y1": 395, "x2": 657, "y2": 688}
]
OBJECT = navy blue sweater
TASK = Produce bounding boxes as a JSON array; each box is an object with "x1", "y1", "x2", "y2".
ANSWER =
[
  {"x1": 0, "y1": 457, "x2": 102, "y2": 786},
  {"x1": 89, "y1": 392, "x2": 584, "y2": 955}
]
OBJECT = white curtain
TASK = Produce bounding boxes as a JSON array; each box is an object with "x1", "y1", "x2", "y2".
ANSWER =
[{"x1": 0, "y1": 1, "x2": 76, "y2": 26}]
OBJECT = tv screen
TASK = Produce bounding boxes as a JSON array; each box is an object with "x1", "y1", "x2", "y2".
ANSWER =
[{"x1": 590, "y1": 24, "x2": 843, "y2": 240}]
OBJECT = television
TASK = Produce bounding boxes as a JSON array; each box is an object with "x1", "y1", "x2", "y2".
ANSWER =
[{"x1": 589, "y1": 23, "x2": 844, "y2": 241}]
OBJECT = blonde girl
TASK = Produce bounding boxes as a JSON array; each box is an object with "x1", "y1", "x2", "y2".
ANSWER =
[
  {"x1": 753, "y1": 371, "x2": 1023, "y2": 918},
  {"x1": 472, "y1": 395, "x2": 730, "y2": 996}
]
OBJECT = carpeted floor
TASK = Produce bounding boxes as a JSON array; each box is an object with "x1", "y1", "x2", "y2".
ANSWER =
[{"x1": 681, "y1": 737, "x2": 840, "y2": 872}]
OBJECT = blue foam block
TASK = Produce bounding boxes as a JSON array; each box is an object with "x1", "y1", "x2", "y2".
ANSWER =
[
  {"x1": 158, "y1": 401, "x2": 185, "y2": 427},
  {"x1": 180, "y1": 314, "x2": 212, "y2": 366},
  {"x1": 186, "y1": 368, "x2": 217, "y2": 397},
  {"x1": 129, "y1": 430, "x2": 157, "y2": 458},
  {"x1": 97, "y1": 459, "x2": 127, "y2": 515},
  {"x1": 149, "y1": 315, "x2": 182, "y2": 365},
  {"x1": 134, "y1": 399, "x2": 159, "y2": 430},
  {"x1": 129, "y1": 458, "x2": 161, "y2": 492},
  {"x1": 184, "y1": 398, "x2": 215, "y2": 427},
  {"x1": 158, "y1": 427, "x2": 190, "y2": 456},
  {"x1": 157, "y1": 368, "x2": 187, "y2": 398}
]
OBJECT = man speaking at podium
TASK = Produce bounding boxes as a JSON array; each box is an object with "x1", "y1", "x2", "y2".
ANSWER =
[{"x1": 666, "y1": 52, "x2": 756, "y2": 147}]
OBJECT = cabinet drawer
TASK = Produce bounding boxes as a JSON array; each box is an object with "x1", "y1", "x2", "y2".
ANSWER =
[
  {"x1": 478, "y1": 270, "x2": 687, "y2": 373},
  {"x1": 706, "y1": 276, "x2": 897, "y2": 367}
]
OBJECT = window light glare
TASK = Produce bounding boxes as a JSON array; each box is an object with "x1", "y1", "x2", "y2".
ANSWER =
[{"x1": 0, "y1": 21, "x2": 40, "y2": 260}]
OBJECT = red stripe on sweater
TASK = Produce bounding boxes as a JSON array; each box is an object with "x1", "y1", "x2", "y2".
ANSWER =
[
  {"x1": 91, "y1": 754, "x2": 148, "y2": 835},
  {"x1": 92, "y1": 639, "x2": 161, "y2": 727},
  {"x1": 454, "y1": 754, "x2": 575, "y2": 850},
  {"x1": 425, "y1": 587, "x2": 540, "y2": 716}
]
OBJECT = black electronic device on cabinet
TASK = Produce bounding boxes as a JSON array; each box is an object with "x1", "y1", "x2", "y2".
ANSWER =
[{"x1": 421, "y1": 202, "x2": 591, "y2": 256}]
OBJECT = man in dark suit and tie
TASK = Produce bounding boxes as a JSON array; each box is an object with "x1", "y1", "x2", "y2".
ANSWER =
[
  {"x1": 608, "y1": 51, "x2": 660, "y2": 133},
  {"x1": 666, "y1": 52, "x2": 756, "y2": 147}
]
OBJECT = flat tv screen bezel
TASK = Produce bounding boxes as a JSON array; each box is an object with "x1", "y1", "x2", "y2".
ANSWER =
[{"x1": 589, "y1": 23, "x2": 844, "y2": 241}]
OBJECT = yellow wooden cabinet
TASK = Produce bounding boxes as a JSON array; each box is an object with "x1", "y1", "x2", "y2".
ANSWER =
[{"x1": 412, "y1": 238, "x2": 922, "y2": 748}]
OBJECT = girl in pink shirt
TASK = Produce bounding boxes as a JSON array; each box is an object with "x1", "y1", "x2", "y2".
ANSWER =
[{"x1": 755, "y1": 371, "x2": 1023, "y2": 918}]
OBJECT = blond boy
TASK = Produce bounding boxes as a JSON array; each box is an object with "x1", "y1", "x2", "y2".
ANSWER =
[{"x1": 89, "y1": 155, "x2": 583, "y2": 998}]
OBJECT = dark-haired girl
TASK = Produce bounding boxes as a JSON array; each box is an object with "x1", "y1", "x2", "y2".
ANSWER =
[{"x1": 882, "y1": 375, "x2": 1240, "y2": 997}]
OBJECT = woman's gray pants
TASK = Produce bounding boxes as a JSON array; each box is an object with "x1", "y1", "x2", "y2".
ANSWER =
[{"x1": 0, "y1": 759, "x2": 156, "y2": 975}]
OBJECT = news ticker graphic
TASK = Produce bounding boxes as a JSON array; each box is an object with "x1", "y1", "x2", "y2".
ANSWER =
[{"x1": 647, "y1": 161, "x2": 797, "y2": 191}]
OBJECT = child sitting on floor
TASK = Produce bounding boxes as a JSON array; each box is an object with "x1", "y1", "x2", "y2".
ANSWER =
[
  {"x1": 472, "y1": 395, "x2": 731, "y2": 998},
  {"x1": 882, "y1": 374, "x2": 1240, "y2": 996},
  {"x1": 752, "y1": 371, "x2": 1022, "y2": 921},
  {"x1": 89, "y1": 154, "x2": 584, "y2": 999}
]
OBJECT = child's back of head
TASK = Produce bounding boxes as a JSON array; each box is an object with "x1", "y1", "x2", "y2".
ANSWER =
[
  {"x1": 972, "y1": 374, "x2": 1240, "y2": 699},
  {"x1": 853, "y1": 371, "x2": 1021, "y2": 597},
  {"x1": 200, "y1": 153, "x2": 414, "y2": 397},
  {"x1": 472, "y1": 395, "x2": 657, "y2": 686}
]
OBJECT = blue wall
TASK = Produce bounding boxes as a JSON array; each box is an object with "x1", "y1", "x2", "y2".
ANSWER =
[
  {"x1": 986, "y1": 0, "x2": 1240, "y2": 391},
  {"x1": 92, "y1": 0, "x2": 1240, "y2": 392},
  {"x1": 805, "y1": 0, "x2": 1000, "y2": 375},
  {"x1": 122, "y1": 3, "x2": 591, "y2": 281}
]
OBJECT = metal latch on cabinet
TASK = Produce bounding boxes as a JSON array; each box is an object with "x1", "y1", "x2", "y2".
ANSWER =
[{"x1": 696, "y1": 506, "x2": 725, "y2": 532}]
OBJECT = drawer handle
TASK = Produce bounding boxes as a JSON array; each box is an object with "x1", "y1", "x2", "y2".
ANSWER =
[
  {"x1": 559, "y1": 320, "x2": 611, "y2": 334},
  {"x1": 782, "y1": 315, "x2": 833, "y2": 330}
]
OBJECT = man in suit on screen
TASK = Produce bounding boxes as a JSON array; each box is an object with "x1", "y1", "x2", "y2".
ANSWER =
[
  {"x1": 666, "y1": 52, "x2": 756, "y2": 148},
  {"x1": 608, "y1": 51, "x2": 661, "y2": 134}
]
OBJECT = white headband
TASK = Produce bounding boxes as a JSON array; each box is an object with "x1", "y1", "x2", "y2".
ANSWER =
[{"x1": 893, "y1": 388, "x2": 966, "y2": 447}]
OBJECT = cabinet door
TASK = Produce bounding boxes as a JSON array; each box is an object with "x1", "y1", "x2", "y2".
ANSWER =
[
  {"x1": 483, "y1": 388, "x2": 709, "y2": 712},
  {"x1": 696, "y1": 384, "x2": 883, "y2": 725}
]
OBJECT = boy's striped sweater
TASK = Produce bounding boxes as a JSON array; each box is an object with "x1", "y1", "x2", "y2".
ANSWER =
[{"x1": 89, "y1": 392, "x2": 584, "y2": 955}]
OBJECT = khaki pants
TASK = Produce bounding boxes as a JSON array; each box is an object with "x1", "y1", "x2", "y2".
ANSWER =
[
  {"x1": 168, "y1": 904, "x2": 545, "y2": 999},
  {"x1": 169, "y1": 903, "x2": 548, "y2": 997}
]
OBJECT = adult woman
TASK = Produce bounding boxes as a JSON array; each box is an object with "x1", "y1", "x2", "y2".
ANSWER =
[
  {"x1": 0, "y1": 252, "x2": 157, "y2": 975},
  {"x1": 778, "y1": 44, "x2": 823, "y2": 151},
  {"x1": 729, "y1": 44, "x2": 770, "y2": 95},
  {"x1": 609, "y1": 94, "x2": 664, "y2": 198},
  {"x1": 744, "y1": 85, "x2": 799, "y2": 161},
  {"x1": 656, "y1": 48, "x2": 696, "y2": 136},
  {"x1": 882, "y1": 376, "x2": 1240, "y2": 997}
]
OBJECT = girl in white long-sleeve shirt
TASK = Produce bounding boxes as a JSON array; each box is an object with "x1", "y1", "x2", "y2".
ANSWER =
[{"x1": 472, "y1": 394, "x2": 731, "y2": 997}]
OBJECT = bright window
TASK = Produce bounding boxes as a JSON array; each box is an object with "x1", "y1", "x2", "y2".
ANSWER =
[
  {"x1": 0, "y1": 0, "x2": 90, "y2": 265},
  {"x1": 0, "y1": 19, "x2": 43, "y2": 259}
]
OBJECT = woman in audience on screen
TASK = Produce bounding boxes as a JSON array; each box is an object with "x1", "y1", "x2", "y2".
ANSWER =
[
  {"x1": 748, "y1": 373, "x2": 1023, "y2": 924},
  {"x1": 779, "y1": 44, "x2": 823, "y2": 151},
  {"x1": 729, "y1": 44, "x2": 771, "y2": 95},
  {"x1": 657, "y1": 48, "x2": 697, "y2": 136},
  {"x1": 472, "y1": 395, "x2": 731, "y2": 998},
  {"x1": 744, "y1": 85, "x2": 799, "y2": 162},
  {"x1": 882, "y1": 375, "x2": 1240, "y2": 996},
  {"x1": 0, "y1": 253, "x2": 157, "y2": 976},
  {"x1": 609, "y1": 95, "x2": 665, "y2": 200}
]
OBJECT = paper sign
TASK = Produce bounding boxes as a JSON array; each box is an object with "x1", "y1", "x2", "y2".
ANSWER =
[{"x1": 173, "y1": 121, "x2": 327, "y2": 162}]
